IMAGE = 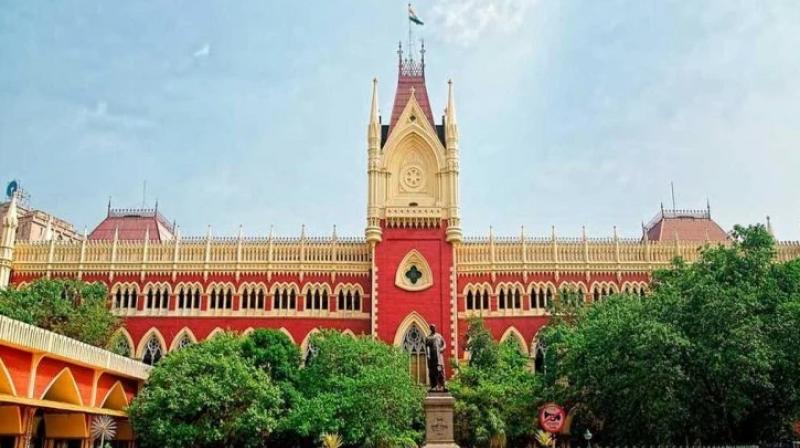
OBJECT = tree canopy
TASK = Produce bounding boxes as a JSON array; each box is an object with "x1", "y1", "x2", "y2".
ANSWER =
[
  {"x1": 540, "y1": 225, "x2": 800, "y2": 444},
  {"x1": 450, "y1": 319, "x2": 542, "y2": 448},
  {"x1": 0, "y1": 278, "x2": 121, "y2": 349},
  {"x1": 129, "y1": 333, "x2": 283, "y2": 448}
]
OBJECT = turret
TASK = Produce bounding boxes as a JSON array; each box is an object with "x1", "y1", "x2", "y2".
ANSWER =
[
  {"x1": 444, "y1": 79, "x2": 462, "y2": 243},
  {"x1": 366, "y1": 78, "x2": 383, "y2": 244},
  {"x1": 0, "y1": 194, "x2": 20, "y2": 289}
]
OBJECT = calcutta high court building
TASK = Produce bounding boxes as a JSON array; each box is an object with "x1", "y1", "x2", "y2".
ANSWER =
[{"x1": 2, "y1": 45, "x2": 800, "y2": 383}]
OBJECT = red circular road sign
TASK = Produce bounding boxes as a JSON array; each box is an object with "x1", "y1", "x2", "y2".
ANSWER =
[{"x1": 539, "y1": 403, "x2": 566, "y2": 433}]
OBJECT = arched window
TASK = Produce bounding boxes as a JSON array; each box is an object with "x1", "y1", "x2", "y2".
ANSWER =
[
  {"x1": 402, "y1": 323, "x2": 427, "y2": 385},
  {"x1": 108, "y1": 333, "x2": 132, "y2": 357},
  {"x1": 144, "y1": 285, "x2": 169, "y2": 311},
  {"x1": 305, "y1": 286, "x2": 330, "y2": 311},
  {"x1": 176, "y1": 333, "x2": 193, "y2": 350},
  {"x1": 209, "y1": 285, "x2": 234, "y2": 310},
  {"x1": 465, "y1": 286, "x2": 491, "y2": 311},
  {"x1": 111, "y1": 284, "x2": 138, "y2": 312},
  {"x1": 337, "y1": 287, "x2": 362, "y2": 312},
  {"x1": 497, "y1": 285, "x2": 522, "y2": 310},
  {"x1": 241, "y1": 285, "x2": 266, "y2": 310},
  {"x1": 273, "y1": 286, "x2": 297, "y2": 310},
  {"x1": 142, "y1": 336, "x2": 164, "y2": 365},
  {"x1": 177, "y1": 285, "x2": 202, "y2": 311},
  {"x1": 532, "y1": 285, "x2": 553, "y2": 309}
]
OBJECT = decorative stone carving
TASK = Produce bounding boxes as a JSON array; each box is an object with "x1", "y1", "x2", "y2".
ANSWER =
[{"x1": 394, "y1": 249, "x2": 433, "y2": 292}]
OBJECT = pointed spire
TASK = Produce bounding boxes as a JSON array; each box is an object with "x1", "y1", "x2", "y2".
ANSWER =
[
  {"x1": 551, "y1": 225, "x2": 556, "y2": 240},
  {"x1": 582, "y1": 225, "x2": 587, "y2": 241},
  {"x1": 613, "y1": 225, "x2": 618, "y2": 241},
  {"x1": 300, "y1": 224, "x2": 306, "y2": 240},
  {"x1": 268, "y1": 225, "x2": 274, "y2": 241},
  {"x1": 206, "y1": 225, "x2": 212, "y2": 240},
  {"x1": 520, "y1": 225, "x2": 525, "y2": 241},
  {"x1": 706, "y1": 197, "x2": 711, "y2": 217},
  {"x1": 766, "y1": 215, "x2": 774, "y2": 236},
  {"x1": 332, "y1": 224, "x2": 338, "y2": 240},
  {"x1": 368, "y1": 78, "x2": 380, "y2": 147},
  {"x1": 446, "y1": 79, "x2": 457, "y2": 125},
  {"x1": 369, "y1": 78, "x2": 379, "y2": 124},
  {"x1": 238, "y1": 224, "x2": 244, "y2": 240}
]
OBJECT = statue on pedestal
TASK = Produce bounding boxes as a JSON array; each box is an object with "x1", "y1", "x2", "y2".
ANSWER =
[{"x1": 425, "y1": 324, "x2": 446, "y2": 391}]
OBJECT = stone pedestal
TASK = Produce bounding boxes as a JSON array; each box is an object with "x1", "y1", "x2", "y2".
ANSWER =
[{"x1": 422, "y1": 392, "x2": 459, "y2": 448}]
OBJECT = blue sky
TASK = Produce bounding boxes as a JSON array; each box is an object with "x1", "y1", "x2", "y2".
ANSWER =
[{"x1": 1, "y1": 1, "x2": 798, "y2": 239}]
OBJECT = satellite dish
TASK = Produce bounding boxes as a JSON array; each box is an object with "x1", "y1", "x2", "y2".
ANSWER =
[{"x1": 5, "y1": 180, "x2": 18, "y2": 199}]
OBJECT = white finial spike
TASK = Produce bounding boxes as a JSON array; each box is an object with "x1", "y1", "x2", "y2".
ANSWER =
[
  {"x1": 175, "y1": 225, "x2": 181, "y2": 240},
  {"x1": 613, "y1": 225, "x2": 618, "y2": 240},
  {"x1": 45, "y1": 216, "x2": 53, "y2": 241},
  {"x1": 300, "y1": 224, "x2": 306, "y2": 239},
  {"x1": 238, "y1": 224, "x2": 244, "y2": 240},
  {"x1": 489, "y1": 225, "x2": 494, "y2": 240},
  {"x1": 206, "y1": 225, "x2": 212, "y2": 239},
  {"x1": 83, "y1": 226, "x2": 88, "y2": 239},
  {"x1": 332, "y1": 224, "x2": 338, "y2": 239},
  {"x1": 520, "y1": 225, "x2": 525, "y2": 240},
  {"x1": 369, "y1": 78, "x2": 379, "y2": 124},
  {"x1": 551, "y1": 225, "x2": 556, "y2": 240},
  {"x1": 582, "y1": 225, "x2": 587, "y2": 240},
  {"x1": 446, "y1": 79, "x2": 457, "y2": 125}
]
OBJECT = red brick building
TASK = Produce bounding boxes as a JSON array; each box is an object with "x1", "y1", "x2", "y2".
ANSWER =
[{"x1": 2, "y1": 47, "x2": 799, "y2": 383}]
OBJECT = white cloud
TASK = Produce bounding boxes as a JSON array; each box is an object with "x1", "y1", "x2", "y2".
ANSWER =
[
  {"x1": 430, "y1": 0, "x2": 537, "y2": 46},
  {"x1": 193, "y1": 43, "x2": 211, "y2": 58}
]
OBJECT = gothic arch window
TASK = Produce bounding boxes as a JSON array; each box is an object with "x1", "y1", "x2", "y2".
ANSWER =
[
  {"x1": 144, "y1": 284, "x2": 169, "y2": 311},
  {"x1": 464, "y1": 285, "x2": 491, "y2": 311},
  {"x1": 336, "y1": 286, "x2": 362, "y2": 312},
  {"x1": 142, "y1": 335, "x2": 164, "y2": 365},
  {"x1": 273, "y1": 285, "x2": 297, "y2": 311},
  {"x1": 304, "y1": 285, "x2": 330, "y2": 311},
  {"x1": 176, "y1": 333, "x2": 193, "y2": 350},
  {"x1": 402, "y1": 323, "x2": 428, "y2": 385},
  {"x1": 208, "y1": 284, "x2": 234, "y2": 310},
  {"x1": 240, "y1": 284, "x2": 266, "y2": 311},
  {"x1": 111, "y1": 284, "x2": 138, "y2": 313},
  {"x1": 497, "y1": 284, "x2": 522, "y2": 310},
  {"x1": 176, "y1": 284, "x2": 202, "y2": 311},
  {"x1": 108, "y1": 332, "x2": 132, "y2": 357},
  {"x1": 531, "y1": 284, "x2": 554, "y2": 310}
]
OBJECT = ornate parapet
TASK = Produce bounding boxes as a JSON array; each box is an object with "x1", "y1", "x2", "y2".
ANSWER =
[
  {"x1": 11, "y1": 235, "x2": 372, "y2": 278},
  {"x1": 456, "y1": 236, "x2": 800, "y2": 276}
]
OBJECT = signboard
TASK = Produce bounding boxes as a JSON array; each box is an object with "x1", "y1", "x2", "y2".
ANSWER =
[{"x1": 538, "y1": 402, "x2": 566, "y2": 434}]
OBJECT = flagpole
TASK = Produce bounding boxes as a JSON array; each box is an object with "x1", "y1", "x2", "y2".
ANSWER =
[{"x1": 408, "y1": 2, "x2": 413, "y2": 62}]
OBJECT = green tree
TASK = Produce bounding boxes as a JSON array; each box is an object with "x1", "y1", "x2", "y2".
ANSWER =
[
  {"x1": 542, "y1": 225, "x2": 800, "y2": 444},
  {"x1": 129, "y1": 333, "x2": 282, "y2": 448},
  {"x1": 0, "y1": 278, "x2": 121, "y2": 348},
  {"x1": 284, "y1": 331, "x2": 425, "y2": 447},
  {"x1": 450, "y1": 319, "x2": 542, "y2": 447}
]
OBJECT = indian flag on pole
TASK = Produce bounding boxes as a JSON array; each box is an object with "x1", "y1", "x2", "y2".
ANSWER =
[{"x1": 408, "y1": 4, "x2": 424, "y2": 25}]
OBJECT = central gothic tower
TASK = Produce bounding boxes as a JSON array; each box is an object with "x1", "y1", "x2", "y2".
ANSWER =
[{"x1": 366, "y1": 46, "x2": 462, "y2": 378}]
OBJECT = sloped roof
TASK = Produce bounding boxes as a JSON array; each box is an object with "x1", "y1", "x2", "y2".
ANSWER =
[
  {"x1": 645, "y1": 209, "x2": 728, "y2": 242},
  {"x1": 89, "y1": 208, "x2": 174, "y2": 242},
  {"x1": 388, "y1": 57, "x2": 434, "y2": 136}
]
